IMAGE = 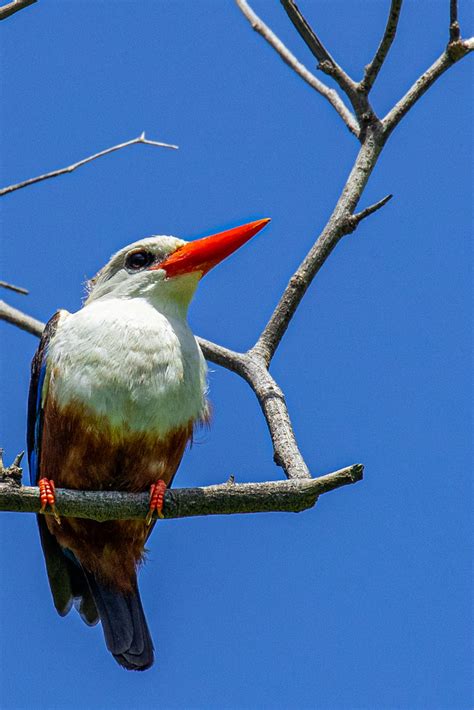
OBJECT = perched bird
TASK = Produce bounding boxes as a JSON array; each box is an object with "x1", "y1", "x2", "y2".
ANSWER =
[{"x1": 27, "y1": 218, "x2": 270, "y2": 671}]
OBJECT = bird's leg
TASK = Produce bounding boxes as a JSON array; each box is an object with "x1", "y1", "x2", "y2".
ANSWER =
[
  {"x1": 145, "y1": 480, "x2": 167, "y2": 525},
  {"x1": 38, "y1": 478, "x2": 61, "y2": 524}
]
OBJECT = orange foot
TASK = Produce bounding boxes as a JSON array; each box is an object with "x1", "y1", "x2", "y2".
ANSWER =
[
  {"x1": 38, "y1": 478, "x2": 61, "y2": 524},
  {"x1": 145, "y1": 480, "x2": 167, "y2": 526}
]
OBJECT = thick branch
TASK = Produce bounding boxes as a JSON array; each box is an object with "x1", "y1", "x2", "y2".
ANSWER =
[
  {"x1": 235, "y1": 0, "x2": 359, "y2": 137},
  {"x1": 361, "y1": 0, "x2": 403, "y2": 92},
  {"x1": 239, "y1": 356, "x2": 311, "y2": 478},
  {"x1": 0, "y1": 464, "x2": 363, "y2": 520},
  {"x1": 383, "y1": 37, "x2": 473, "y2": 135},
  {"x1": 0, "y1": 0, "x2": 36, "y2": 21},
  {"x1": 0, "y1": 132, "x2": 178, "y2": 197}
]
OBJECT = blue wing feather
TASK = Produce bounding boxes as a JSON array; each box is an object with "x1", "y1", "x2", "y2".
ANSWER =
[
  {"x1": 28, "y1": 356, "x2": 48, "y2": 485},
  {"x1": 27, "y1": 312, "x2": 61, "y2": 486},
  {"x1": 26, "y1": 310, "x2": 99, "y2": 625}
]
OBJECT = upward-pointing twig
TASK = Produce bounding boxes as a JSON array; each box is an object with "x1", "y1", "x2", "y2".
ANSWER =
[
  {"x1": 361, "y1": 0, "x2": 403, "y2": 92},
  {"x1": 279, "y1": 0, "x2": 374, "y2": 126},
  {"x1": 382, "y1": 37, "x2": 474, "y2": 135},
  {"x1": 0, "y1": 132, "x2": 178, "y2": 197},
  {"x1": 449, "y1": 0, "x2": 461, "y2": 43},
  {"x1": 235, "y1": 0, "x2": 359, "y2": 137},
  {"x1": 280, "y1": 0, "x2": 354, "y2": 94}
]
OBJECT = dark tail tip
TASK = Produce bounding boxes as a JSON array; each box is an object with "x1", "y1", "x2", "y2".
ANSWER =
[{"x1": 84, "y1": 571, "x2": 154, "y2": 671}]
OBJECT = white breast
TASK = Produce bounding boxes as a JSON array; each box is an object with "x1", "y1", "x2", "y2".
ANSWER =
[{"x1": 47, "y1": 298, "x2": 208, "y2": 436}]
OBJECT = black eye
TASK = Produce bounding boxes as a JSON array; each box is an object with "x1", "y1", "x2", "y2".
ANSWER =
[{"x1": 125, "y1": 250, "x2": 154, "y2": 271}]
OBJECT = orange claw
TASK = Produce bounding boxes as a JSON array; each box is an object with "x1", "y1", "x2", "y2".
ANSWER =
[
  {"x1": 145, "y1": 480, "x2": 167, "y2": 526},
  {"x1": 38, "y1": 478, "x2": 61, "y2": 524}
]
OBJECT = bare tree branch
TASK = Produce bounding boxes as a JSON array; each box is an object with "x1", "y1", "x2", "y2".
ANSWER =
[
  {"x1": 450, "y1": 0, "x2": 461, "y2": 43},
  {"x1": 0, "y1": 280, "x2": 29, "y2": 295},
  {"x1": 235, "y1": 0, "x2": 359, "y2": 137},
  {"x1": 348, "y1": 194, "x2": 393, "y2": 231},
  {"x1": 246, "y1": 9, "x2": 473, "y2": 367},
  {"x1": 250, "y1": 129, "x2": 385, "y2": 366},
  {"x1": 361, "y1": 0, "x2": 403, "y2": 92},
  {"x1": 0, "y1": 0, "x2": 36, "y2": 21},
  {"x1": 0, "y1": 461, "x2": 363, "y2": 520},
  {"x1": 0, "y1": 300, "x2": 44, "y2": 336},
  {"x1": 383, "y1": 37, "x2": 473, "y2": 135},
  {"x1": 280, "y1": 0, "x2": 354, "y2": 93},
  {"x1": 279, "y1": 0, "x2": 377, "y2": 127},
  {"x1": 0, "y1": 132, "x2": 178, "y2": 197}
]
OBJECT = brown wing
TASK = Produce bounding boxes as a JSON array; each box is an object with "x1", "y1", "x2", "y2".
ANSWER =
[{"x1": 26, "y1": 309, "x2": 99, "y2": 624}]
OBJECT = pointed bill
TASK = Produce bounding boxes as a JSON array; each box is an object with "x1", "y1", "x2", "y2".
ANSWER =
[{"x1": 154, "y1": 218, "x2": 271, "y2": 278}]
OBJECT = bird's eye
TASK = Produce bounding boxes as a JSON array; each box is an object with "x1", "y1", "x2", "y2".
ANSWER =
[{"x1": 125, "y1": 250, "x2": 154, "y2": 271}]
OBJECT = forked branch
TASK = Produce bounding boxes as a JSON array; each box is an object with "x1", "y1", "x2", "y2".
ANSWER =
[
  {"x1": 235, "y1": 0, "x2": 359, "y2": 137},
  {"x1": 0, "y1": 132, "x2": 178, "y2": 197},
  {"x1": 237, "y1": 1, "x2": 472, "y2": 366}
]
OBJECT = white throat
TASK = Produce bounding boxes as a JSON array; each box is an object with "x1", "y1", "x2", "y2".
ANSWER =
[{"x1": 47, "y1": 289, "x2": 208, "y2": 437}]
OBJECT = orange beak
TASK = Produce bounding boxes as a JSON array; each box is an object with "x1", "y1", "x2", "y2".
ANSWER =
[{"x1": 154, "y1": 218, "x2": 271, "y2": 278}]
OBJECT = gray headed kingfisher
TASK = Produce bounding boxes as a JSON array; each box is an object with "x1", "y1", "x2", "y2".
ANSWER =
[{"x1": 27, "y1": 218, "x2": 270, "y2": 671}]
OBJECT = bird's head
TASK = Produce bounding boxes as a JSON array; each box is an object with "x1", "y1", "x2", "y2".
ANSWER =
[{"x1": 85, "y1": 218, "x2": 270, "y2": 315}]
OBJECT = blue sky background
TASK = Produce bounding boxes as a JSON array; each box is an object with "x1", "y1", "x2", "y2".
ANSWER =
[{"x1": 0, "y1": 1, "x2": 472, "y2": 708}]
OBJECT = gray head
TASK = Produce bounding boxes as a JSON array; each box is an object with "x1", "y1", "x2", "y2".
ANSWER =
[{"x1": 84, "y1": 219, "x2": 271, "y2": 313}]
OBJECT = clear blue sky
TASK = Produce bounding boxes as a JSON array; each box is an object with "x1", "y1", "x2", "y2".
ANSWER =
[{"x1": 1, "y1": 2, "x2": 472, "y2": 708}]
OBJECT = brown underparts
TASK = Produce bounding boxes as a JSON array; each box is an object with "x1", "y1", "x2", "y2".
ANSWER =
[{"x1": 41, "y1": 400, "x2": 195, "y2": 591}]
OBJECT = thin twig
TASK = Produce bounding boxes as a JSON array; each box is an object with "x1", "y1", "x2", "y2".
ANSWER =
[
  {"x1": 383, "y1": 38, "x2": 473, "y2": 135},
  {"x1": 280, "y1": 0, "x2": 354, "y2": 92},
  {"x1": 279, "y1": 0, "x2": 375, "y2": 125},
  {"x1": 0, "y1": 464, "x2": 363, "y2": 520},
  {"x1": 361, "y1": 0, "x2": 403, "y2": 92},
  {"x1": 348, "y1": 194, "x2": 393, "y2": 231},
  {"x1": 449, "y1": 0, "x2": 461, "y2": 43},
  {"x1": 235, "y1": 0, "x2": 359, "y2": 137},
  {"x1": 0, "y1": 0, "x2": 36, "y2": 21},
  {"x1": 0, "y1": 132, "x2": 178, "y2": 197},
  {"x1": 0, "y1": 280, "x2": 29, "y2": 295}
]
